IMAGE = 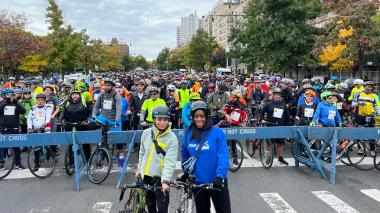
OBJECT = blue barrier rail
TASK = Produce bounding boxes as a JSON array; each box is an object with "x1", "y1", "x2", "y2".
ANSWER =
[{"x1": 0, "y1": 127, "x2": 379, "y2": 190}]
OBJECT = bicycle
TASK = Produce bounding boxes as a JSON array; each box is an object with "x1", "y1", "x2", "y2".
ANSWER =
[
  {"x1": 373, "y1": 141, "x2": 380, "y2": 171},
  {"x1": 0, "y1": 127, "x2": 17, "y2": 180},
  {"x1": 245, "y1": 103, "x2": 261, "y2": 157},
  {"x1": 119, "y1": 177, "x2": 165, "y2": 213},
  {"x1": 27, "y1": 128, "x2": 56, "y2": 178}
]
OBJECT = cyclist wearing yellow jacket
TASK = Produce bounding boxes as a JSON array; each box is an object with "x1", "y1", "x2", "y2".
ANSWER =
[
  {"x1": 140, "y1": 87, "x2": 166, "y2": 125},
  {"x1": 348, "y1": 79, "x2": 364, "y2": 102},
  {"x1": 177, "y1": 80, "x2": 190, "y2": 109},
  {"x1": 352, "y1": 81, "x2": 380, "y2": 156}
]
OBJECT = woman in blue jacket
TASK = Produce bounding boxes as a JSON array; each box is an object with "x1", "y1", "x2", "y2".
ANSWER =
[
  {"x1": 180, "y1": 101, "x2": 231, "y2": 213},
  {"x1": 310, "y1": 92, "x2": 343, "y2": 127}
]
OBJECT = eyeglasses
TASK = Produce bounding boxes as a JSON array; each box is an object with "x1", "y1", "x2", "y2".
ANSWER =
[
  {"x1": 24, "y1": 93, "x2": 31, "y2": 95},
  {"x1": 150, "y1": 93, "x2": 158, "y2": 96}
]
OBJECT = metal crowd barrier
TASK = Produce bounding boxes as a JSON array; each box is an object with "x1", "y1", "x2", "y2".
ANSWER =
[{"x1": 0, "y1": 126, "x2": 379, "y2": 191}]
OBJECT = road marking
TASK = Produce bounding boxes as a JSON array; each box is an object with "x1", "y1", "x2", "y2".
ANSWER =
[
  {"x1": 260, "y1": 192, "x2": 297, "y2": 213},
  {"x1": 91, "y1": 202, "x2": 112, "y2": 213},
  {"x1": 311, "y1": 191, "x2": 359, "y2": 213},
  {"x1": 360, "y1": 189, "x2": 380, "y2": 203},
  {"x1": 28, "y1": 207, "x2": 51, "y2": 213}
]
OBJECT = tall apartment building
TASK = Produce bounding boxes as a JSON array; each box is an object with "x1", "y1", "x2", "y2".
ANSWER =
[{"x1": 176, "y1": 13, "x2": 202, "y2": 47}]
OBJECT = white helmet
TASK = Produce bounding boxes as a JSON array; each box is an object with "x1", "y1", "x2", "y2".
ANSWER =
[
  {"x1": 339, "y1": 82, "x2": 348, "y2": 89},
  {"x1": 353, "y1": 79, "x2": 364, "y2": 85}
]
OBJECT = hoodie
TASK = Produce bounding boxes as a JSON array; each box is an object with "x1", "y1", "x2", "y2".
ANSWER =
[{"x1": 312, "y1": 101, "x2": 342, "y2": 126}]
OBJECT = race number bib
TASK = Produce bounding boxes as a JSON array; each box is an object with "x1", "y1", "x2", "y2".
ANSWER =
[
  {"x1": 231, "y1": 111, "x2": 241, "y2": 122},
  {"x1": 103, "y1": 100, "x2": 112, "y2": 110},
  {"x1": 304, "y1": 108, "x2": 314, "y2": 118},
  {"x1": 36, "y1": 112, "x2": 45, "y2": 122},
  {"x1": 328, "y1": 110, "x2": 336, "y2": 120},
  {"x1": 93, "y1": 94, "x2": 100, "y2": 101},
  {"x1": 4, "y1": 106, "x2": 15, "y2": 116},
  {"x1": 366, "y1": 116, "x2": 372, "y2": 123},
  {"x1": 337, "y1": 102, "x2": 343, "y2": 110},
  {"x1": 273, "y1": 108, "x2": 284, "y2": 118}
]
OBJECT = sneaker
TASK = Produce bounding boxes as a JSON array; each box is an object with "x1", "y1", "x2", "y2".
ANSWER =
[
  {"x1": 233, "y1": 158, "x2": 239, "y2": 165},
  {"x1": 118, "y1": 156, "x2": 125, "y2": 169},
  {"x1": 278, "y1": 157, "x2": 289, "y2": 165},
  {"x1": 265, "y1": 156, "x2": 272, "y2": 165},
  {"x1": 0, "y1": 163, "x2": 4, "y2": 171},
  {"x1": 370, "y1": 151, "x2": 376, "y2": 157},
  {"x1": 32, "y1": 165, "x2": 39, "y2": 172},
  {"x1": 15, "y1": 164, "x2": 25, "y2": 170}
]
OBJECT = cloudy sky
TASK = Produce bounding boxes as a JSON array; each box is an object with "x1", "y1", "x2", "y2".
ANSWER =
[{"x1": 2, "y1": 0, "x2": 219, "y2": 60}]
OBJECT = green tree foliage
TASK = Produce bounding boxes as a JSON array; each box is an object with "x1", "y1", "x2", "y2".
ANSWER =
[
  {"x1": 229, "y1": 0, "x2": 322, "y2": 73},
  {"x1": 186, "y1": 29, "x2": 218, "y2": 71},
  {"x1": 156, "y1": 47, "x2": 170, "y2": 71}
]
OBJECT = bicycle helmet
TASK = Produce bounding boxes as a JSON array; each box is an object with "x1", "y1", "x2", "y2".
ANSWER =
[
  {"x1": 63, "y1": 82, "x2": 71, "y2": 87},
  {"x1": 43, "y1": 85, "x2": 54, "y2": 91},
  {"x1": 217, "y1": 80, "x2": 227, "y2": 89},
  {"x1": 8, "y1": 77, "x2": 16, "y2": 81},
  {"x1": 23, "y1": 88, "x2": 32, "y2": 94},
  {"x1": 302, "y1": 79, "x2": 310, "y2": 84},
  {"x1": 207, "y1": 83, "x2": 216, "y2": 89},
  {"x1": 364, "y1": 81, "x2": 375, "y2": 86},
  {"x1": 305, "y1": 89, "x2": 316, "y2": 97},
  {"x1": 152, "y1": 105, "x2": 171, "y2": 119},
  {"x1": 93, "y1": 82, "x2": 101, "y2": 88},
  {"x1": 167, "y1": 85, "x2": 176, "y2": 92},
  {"x1": 149, "y1": 87, "x2": 159, "y2": 93},
  {"x1": 281, "y1": 78, "x2": 291, "y2": 84},
  {"x1": 14, "y1": 88, "x2": 22, "y2": 94},
  {"x1": 103, "y1": 78, "x2": 115, "y2": 86},
  {"x1": 35, "y1": 93, "x2": 46, "y2": 99},
  {"x1": 136, "y1": 80, "x2": 145, "y2": 86},
  {"x1": 353, "y1": 79, "x2": 364, "y2": 85},
  {"x1": 70, "y1": 89, "x2": 82, "y2": 95},
  {"x1": 180, "y1": 80, "x2": 187, "y2": 85},
  {"x1": 189, "y1": 92, "x2": 201, "y2": 100},
  {"x1": 75, "y1": 81, "x2": 85, "y2": 88},
  {"x1": 339, "y1": 82, "x2": 348, "y2": 89},
  {"x1": 230, "y1": 89, "x2": 243, "y2": 98},
  {"x1": 271, "y1": 87, "x2": 282, "y2": 94},
  {"x1": 2, "y1": 89, "x2": 14, "y2": 95},
  {"x1": 190, "y1": 101, "x2": 209, "y2": 114},
  {"x1": 330, "y1": 76, "x2": 338, "y2": 81},
  {"x1": 324, "y1": 84, "x2": 335, "y2": 90},
  {"x1": 320, "y1": 91, "x2": 337, "y2": 101}
]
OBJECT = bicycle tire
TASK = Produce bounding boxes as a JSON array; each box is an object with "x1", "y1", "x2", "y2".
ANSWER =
[
  {"x1": 64, "y1": 146, "x2": 74, "y2": 176},
  {"x1": 259, "y1": 139, "x2": 274, "y2": 169},
  {"x1": 0, "y1": 148, "x2": 15, "y2": 180},
  {"x1": 374, "y1": 145, "x2": 380, "y2": 171},
  {"x1": 88, "y1": 147, "x2": 112, "y2": 184},
  {"x1": 347, "y1": 141, "x2": 374, "y2": 171},
  {"x1": 245, "y1": 139, "x2": 256, "y2": 157},
  {"x1": 229, "y1": 140, "x2": 243, "y2": 172},
  {"x1": 28, "y1": 146, "x2": 56, "y2": 179}
]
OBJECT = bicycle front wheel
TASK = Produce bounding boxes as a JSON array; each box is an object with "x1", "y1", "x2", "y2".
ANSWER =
[
  {"x1": 88, "y1": 147, "x2": 112, "y2": 184},
  {"x1": 259, "y1": 139, "x2": 274, "y2": 169},
  {"x1": 374, "y1": 145, "x2": 380, "y2": 171},
  {"x1": 64, "y1": 146, "x2": 74, "y2": 176},
  {"x1": 347, "y1": 141, "x2": 374, "y2": 171},
  {"x1": 28, "y1": 146, "x2": 56, "y2": 179},
  {"x1": 0, "y1": 148, "x2": 15, "y2": 180},
  {"x1": 229, "y1": 140, "x2": 243, "y2": 172},
  {"x1": 245, "y1": 139, "x2": 256, "y2": 157}
]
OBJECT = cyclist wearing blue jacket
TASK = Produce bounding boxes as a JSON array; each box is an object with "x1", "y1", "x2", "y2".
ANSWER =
[
  {"x1": 181, "y1": 92, "x2": 201, "y2": 129},
  {"x1": 181, "y1": 101, "x2": 231, "y2": 213},
  {"x1": 310, "y1": 92, "x2": 343, "y2": 127}
]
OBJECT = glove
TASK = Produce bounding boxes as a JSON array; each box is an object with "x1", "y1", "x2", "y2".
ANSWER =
[
  {"x1": 212, "y1": 177, "x2": 224, "y2": 190},
  {"x1": 309, "y1": 122, "x2": 316, "y2": 127},
  {"x1": 339, "y1": 123, "x2": 345, "y2": 128},
  {"x1": 176, "y1": 173, "x2": 189, "y2": 182},
  {"x1": 141, "y1": 121, "x2": 147, "y2": 127}
]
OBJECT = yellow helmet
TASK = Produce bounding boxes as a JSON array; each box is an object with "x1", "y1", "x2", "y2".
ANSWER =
[{"x1": 189, "y1": 92, "x2": 201, "y2": 100}]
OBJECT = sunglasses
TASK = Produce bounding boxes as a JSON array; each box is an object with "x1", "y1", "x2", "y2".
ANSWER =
[
  {"x1": 24, "y1": 93, "x2": 31, "y2": 95},
  {"x1": 150, "y1": 93, "x2": 158, "y2": 96}
]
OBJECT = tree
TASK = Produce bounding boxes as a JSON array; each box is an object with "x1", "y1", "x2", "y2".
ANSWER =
[
  {"x1": 229, "y1": 0, "x2": 322, "y2": 74},
  {"x1": 18, "y1": 53, "x2": 48, "y2": 73},
  {"x1": 133, "y1": 55, "x2": 149, "y2": 70},
  {"x1": 168, "y1": 47, "x2": 187, "y2": 70},
  {"x1": 316, "y1": 0, "x2": 380, "y2": 77},
  {"x1": 121, "y1": 54, "x2": 134, "y2": 71},
  {"x1": 0, "y1": 11, "x2": 41, "y2": 76},
  {"x1": 102, "y1": 43, "x2": 124, "y2": 71},
  {"x1": 156, "y1": 47, "x2": 170, "y2": 71},
  {"x1": 186, "y1": 29, "x2": 217, "y2": 71},
  {"x1": 210, "y1": 47, "x2": 226, "y2": 68}
]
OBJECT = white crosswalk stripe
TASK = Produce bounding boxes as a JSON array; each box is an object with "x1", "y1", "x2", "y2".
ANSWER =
[
  {"x1": 360, "y1": 189, "x2": 380, "y2": 203},
  {"x1": 311, "y1": 191, "x2": 359, "y2": 213},
  {"x1": 28, "y1": 207, "x2": 51, "y2": 213},
  {"x1": 260, "y1": 192, "x2": 297, "y2": 213},
  {"x1": 91, "y1": 202, "x2": 113, "y2": 213}
]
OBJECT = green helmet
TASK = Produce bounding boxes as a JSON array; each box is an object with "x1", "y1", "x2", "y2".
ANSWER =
[
  {"x1": 152, "y1": 105, "x2": 171, "y2": 119},
  {"x1": 70, "y1": 89, "x2": 82, "y2": 95},
  {"x1": 75, "y1": 81, "x2": 85, "y2": 88},
  {"x1": 320, "y1": 91, "x2": 336, "y2": 101}
]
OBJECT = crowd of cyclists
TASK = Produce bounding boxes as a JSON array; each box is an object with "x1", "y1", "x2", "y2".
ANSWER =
[{"x1": 1, "y1": 71, "x2": 379, "y2": 213}]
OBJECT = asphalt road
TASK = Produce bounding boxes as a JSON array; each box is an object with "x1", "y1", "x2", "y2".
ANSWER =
[{"x1": 0, "y1": 144, "x2": 379, "y2": 213}]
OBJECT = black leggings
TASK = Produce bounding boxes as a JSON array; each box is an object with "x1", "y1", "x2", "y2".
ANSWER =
[
  {"x1": 193, "y1": 179, "x2": 231, "y2": 213},
  {"x1": 143, "y1": 176, "x2": 169, "y2": 213}
]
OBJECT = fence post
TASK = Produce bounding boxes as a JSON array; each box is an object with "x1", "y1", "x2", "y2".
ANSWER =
[
  {"x1": 72, "y1": 132, "x2": 80, "y2": 191},
  {"x1": 329, "y1": 128, "x2": 338, "y2": 184},
  {"x1": 117, "y1": 132, "x2": 137, "y2": 189}
]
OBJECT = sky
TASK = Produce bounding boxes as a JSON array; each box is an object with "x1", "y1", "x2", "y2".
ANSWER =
[{"x1": 2, "y1": 0, "x2": 218, "y2": 60}]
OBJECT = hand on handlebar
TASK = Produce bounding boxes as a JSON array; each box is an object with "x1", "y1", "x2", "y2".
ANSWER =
[{"x1": 140, "y1": 121, "x2": 147, "y2": 127}]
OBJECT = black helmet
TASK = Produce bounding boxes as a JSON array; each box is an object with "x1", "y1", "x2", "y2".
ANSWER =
[
  {"x1": 191, "y1": 101, "x2": 209, "y2": 114},
  {"x1": 152, "y1": 105, "x2": 171, "y2": 119},
  {"x1": 103, "y1": 78, "x2": 115, "y2": 86},
  {"x1": 217, "y1": 80, "x2": 226, "y2": 89},
  {"x1": 35, "y1": 93, "x2": 46, "y2": 99}
]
